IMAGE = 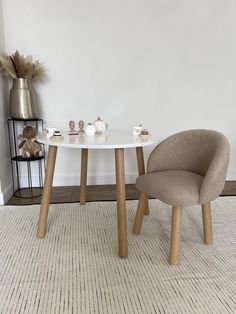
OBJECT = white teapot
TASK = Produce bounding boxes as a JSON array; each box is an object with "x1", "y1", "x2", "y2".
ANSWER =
[
  {"x1": 85, "y1": 123, "x2": 96, "y2": 136},
  {"x1": 93, "y1": 117, "x2": 108, "y2": 134}
]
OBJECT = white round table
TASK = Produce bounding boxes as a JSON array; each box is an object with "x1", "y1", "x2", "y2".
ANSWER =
[{"x1": 36, "y1": 129, "x2": 156, "y2": 258}]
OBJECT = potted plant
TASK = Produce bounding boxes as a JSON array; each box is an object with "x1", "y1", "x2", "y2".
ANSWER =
[{"x1": 0, "y1": 50, "x2": 46, "y2": 119}]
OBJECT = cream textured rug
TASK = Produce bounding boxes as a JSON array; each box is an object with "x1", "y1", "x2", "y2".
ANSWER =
[{"x1": 0, "y1": 197, "x2": 236, "y2": 314}]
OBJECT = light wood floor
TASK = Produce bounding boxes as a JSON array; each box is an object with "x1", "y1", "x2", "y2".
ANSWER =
[{"x1": 6, "y1": 181, "x2": 236, "y2": 205}]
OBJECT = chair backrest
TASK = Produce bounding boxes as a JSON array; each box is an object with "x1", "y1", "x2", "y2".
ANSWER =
[
  {"x1": 147, "y1": 130, "x2": 230, "y2": 204},
  {"x1": 147, "y1": 129, "x2": 230, "y2": 203},
  {"x1": 147, "y1": 129, "x2": 229, "y2": 176}
]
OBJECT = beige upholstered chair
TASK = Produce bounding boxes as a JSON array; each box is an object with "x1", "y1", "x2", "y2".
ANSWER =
[{"x1": 133, "y1": 129, "x2": 230, "y2": 265}]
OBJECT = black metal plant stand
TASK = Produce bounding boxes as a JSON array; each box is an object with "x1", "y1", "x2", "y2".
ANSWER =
[{"x1": 7, "y1": 118, "x2": 45, "y2": 198}]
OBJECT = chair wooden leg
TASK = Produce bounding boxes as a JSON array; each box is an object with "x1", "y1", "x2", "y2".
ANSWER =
[
  {"x1": 169, "y1": 207, "x2": 182, "y2": 265},
  {"x1": 136, "y1": 147, "x2": 149, "y2": 215},
  {"x1": 202, "y1": 202, "x2": 213, "y2": 245},
  {"x1": 133, "y1": 192, "x2": 148, "y2": 234}
]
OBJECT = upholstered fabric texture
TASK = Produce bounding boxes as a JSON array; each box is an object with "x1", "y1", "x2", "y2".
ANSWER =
[
  {"x1": 136, "y1": 170, "x2": 204, "y2": 207},
  {"x1": 138, "y1": 129, "x2": 230, "y2": 206}
]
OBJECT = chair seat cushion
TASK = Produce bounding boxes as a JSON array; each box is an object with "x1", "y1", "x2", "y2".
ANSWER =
[{"x1": 136, "y1": 170, "x2": 204, "y2": 207}]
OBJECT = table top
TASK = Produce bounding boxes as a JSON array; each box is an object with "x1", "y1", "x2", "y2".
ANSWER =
[{"x1": 37, "y1": 129, "x2": 156, "y2": 149}]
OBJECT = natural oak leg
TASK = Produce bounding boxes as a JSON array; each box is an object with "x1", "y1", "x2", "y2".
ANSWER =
[
  {"x1": 80, "y1": 148, "x2": 88, "y2": 205},
  {"x1": 115, "y1": 148, "x2": 127, "y2": 258},
  {"x1": 37, "y1": 145, "x2": 57, "y2": 238},
  {"x1": 169, "y1": 207, "x2": 182, "y2": 265},
  {"x1": 136, "y1": 147, "x2": 149, "y2": 215},
  {"x1": 133, "y1": 192, "x2": 148, "y2": 234},
  {"x1": 202, "y1": 202, "x2": 213, "y2": 245}
]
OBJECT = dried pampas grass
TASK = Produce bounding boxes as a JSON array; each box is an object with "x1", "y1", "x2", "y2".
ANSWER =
[
  {"x1": 0, "y1": 53, "x2": 17, "y2": 78},
  {"x1": 0, "y1": 50, "x2": 46, "y2": 80}
]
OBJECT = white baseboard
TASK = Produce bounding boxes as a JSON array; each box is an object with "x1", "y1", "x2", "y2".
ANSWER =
[
  {"x1": 0, "y1": 182, "x2": 14, "y2": 205},
  {"x1": 52, "y1": 172, "x2": 138, "y2": 186},
  {"x1": 18, "y1": 172, "x2": 138, "y2": 187},
  {"x1": 227, "y1": 169, "x2": 236, "y2": 181}
]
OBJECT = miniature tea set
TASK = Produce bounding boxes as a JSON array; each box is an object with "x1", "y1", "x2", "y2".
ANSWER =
[{"x1": 43, "y1": 117, "x2": 150, "y2": 141}]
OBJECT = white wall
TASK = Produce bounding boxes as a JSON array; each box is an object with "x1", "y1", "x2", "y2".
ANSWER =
[
  {"x1": 1, "y1": 0, "x2": 236, "y2": 190},
  {"x1": 0, "y1": 0, "x2": 12, "y2": 204}
]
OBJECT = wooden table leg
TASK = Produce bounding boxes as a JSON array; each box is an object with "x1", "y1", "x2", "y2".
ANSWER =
[
  {"x1": 80, "y1": 148, "x2": 88, "y2": 205},
  {"x1": 115, "y1": 148, "x2": 127, "y2": 258},
  {"x1": 37, "y1": 145, "x2": 57, "y2": 238},
  {"x1": 136, "y1": 147, "x2": 149, "y2": 215}
]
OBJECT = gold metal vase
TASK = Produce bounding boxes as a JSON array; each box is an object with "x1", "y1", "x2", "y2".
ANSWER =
[{"x1": 9, "y1": 78, "x2": 39, "y2": 119}]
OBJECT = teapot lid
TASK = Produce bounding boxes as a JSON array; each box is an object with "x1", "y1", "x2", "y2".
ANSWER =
[
  {"x1": 94, "y1": 116, "x2": 106, "y2": 124},
  {"x1": 95, "y1": 117, "x2": 103, "y2": 121}
]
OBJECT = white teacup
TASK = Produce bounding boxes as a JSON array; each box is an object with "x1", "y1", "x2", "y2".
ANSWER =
[
  {"x1": 43, "y1": 127, "x2": 58, "y2": 138},
  {"x1": 132, "y1": 126, "x2": 142, "y2": 136},
  {"x1": 85, "y1": 123, "x2": 96, "y2": 136}
]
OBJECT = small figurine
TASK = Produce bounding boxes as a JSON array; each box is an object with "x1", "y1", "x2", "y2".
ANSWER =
[
  {"x1": 69, "y1": 120, "x2": 75, "y2": 131},
  {"x1": 78, "y1": 120, "x2": 85, "y2": 133},
  {"x1": 69, "y1": 120, "x2": 79, "y2": 135}
]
